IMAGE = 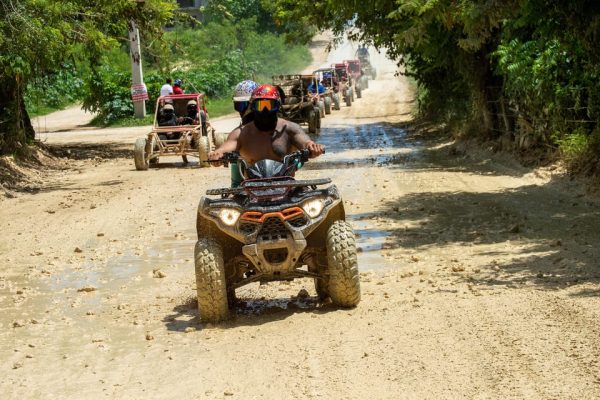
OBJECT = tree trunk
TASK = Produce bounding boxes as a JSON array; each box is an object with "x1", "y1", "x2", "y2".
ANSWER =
[{"x1": 0, "y1": 76, "x2": 36, "y2": 156}]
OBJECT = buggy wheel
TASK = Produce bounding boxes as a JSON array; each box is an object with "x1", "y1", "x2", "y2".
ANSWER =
[
  {"x1": 318, "y1": 100, "x2": 325, "y2": 118},
  {"x1": 198, "y1": 136, "x2": 210, "y2": 168},
  {"x1": 182, "y1": 155, "x2": 188, "y2": 164},
  {"x1": 333, "y1": 94, "x2": 341, "y2": 110},
  {"x1": 361, "y1": 76, "x2": 369, "y2": 90},
  {"x1": 307, "y1": 108, "x2": 318, "y2": 134},
  {"x1": 148, "y1": 138, "x2": 159, "y2": 165},
  {"x1": 214, "y1": 131, "x2": 227, "y2": 148},
  {"x1": 315, "y1": 107, "x2": 322, "y2": 131},
  {"x1": 324, "y1": 97, "x2": 332, "y2": 114},
  {"x1": 351, "y1": 88, "x2": 355, "y2": 101},
  {"x1": 194, "y1": 239, "x2": 230, "y2": 323},
  {"x1": 134, "y1": 138, "x2": 149, "y2": 171},
  {"x1": 356, "y1": 85, "x2": 362, "y2": 99},
  {"x1": 345, "y1": 90, "x2": 352, "y2": 107},
  {"x1": 325, "y1": 221, "x2": 361, "y2": 307}
]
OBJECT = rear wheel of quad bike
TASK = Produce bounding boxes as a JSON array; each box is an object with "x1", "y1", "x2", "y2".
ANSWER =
[
  {"x1": 325, "y1": 221, "x2": 361, "y2": 307},
  {"x1": 318, "y1": 100, "x2": 325, "y2": 118},
  {"x1": 344, "y1": 90, "x2": 352, "y2": 107},
  {"x1": 308, "y1": 108, "x2": 318, "y2": 134},
  {"x1": 324, "y1": 97, "x2": 332, "y2": 114},
  {"x1": 333, "y1": 94, "x2": 341, "y2": 110},
  {"x1": 134, "y1": 138, "x2": 149, "y2": 171},
  {"x1": 198, "y1": 136, "x2": 210, "y2": 168},
  {"x1": 194, "y1": 239, "x2": 230, "y2": 323}
]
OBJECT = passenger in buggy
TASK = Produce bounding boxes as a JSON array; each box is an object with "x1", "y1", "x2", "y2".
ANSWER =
[{"x1": 158, "y1": 104, "x2": 181, "y2": 140}]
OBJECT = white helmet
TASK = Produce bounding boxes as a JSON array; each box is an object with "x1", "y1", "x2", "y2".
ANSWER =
[{"x1": 233, "y1": 80, "x2": 259, "y2": 102}]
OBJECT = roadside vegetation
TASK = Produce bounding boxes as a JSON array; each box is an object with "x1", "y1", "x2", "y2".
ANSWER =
[
  {"x1": 271, "y1": 0, "x2": 600, "y2": 177},
  {"x1": 22, "y1": 1, "x2": 312, "y2": 127}
]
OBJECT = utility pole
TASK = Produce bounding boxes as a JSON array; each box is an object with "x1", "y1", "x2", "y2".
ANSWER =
[{"x1": 129, "y1": 19, "x2": 147, "y2": 118}]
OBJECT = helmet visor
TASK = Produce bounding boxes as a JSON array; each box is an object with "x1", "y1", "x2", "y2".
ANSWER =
[
  {"x1": 234, "y1": 101, "x2": 249, "y2": 113},
  {"x1": 252, "y1": 99, "x2": 279, "y2": 113}
]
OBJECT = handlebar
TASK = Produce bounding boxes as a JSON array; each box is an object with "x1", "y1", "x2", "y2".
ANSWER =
[{"x1": 208, "y1": 149, "x2": 314, "y2": 165}]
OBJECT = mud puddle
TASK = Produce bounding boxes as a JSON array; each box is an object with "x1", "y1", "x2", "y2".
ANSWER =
[{"x1": 350, "y1": 218, "x2": 396, "y2": 270}]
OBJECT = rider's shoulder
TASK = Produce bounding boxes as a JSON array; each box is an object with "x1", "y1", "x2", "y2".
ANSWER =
[{"x1": 278, "y1": 118, "x2": 302, "y2": 132}]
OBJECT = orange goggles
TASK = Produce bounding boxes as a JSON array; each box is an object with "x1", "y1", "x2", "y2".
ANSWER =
[{"x1": 252, "y1": 99, "x2": 279, "y2": 113}]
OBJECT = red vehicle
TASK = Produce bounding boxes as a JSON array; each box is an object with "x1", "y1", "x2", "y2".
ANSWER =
[
  {"x1": 332, "y1": 62, "x2": 354, "y2": 106},
  {"x1": 345, "y1": 59, "x2": 365, "y2": 98}
]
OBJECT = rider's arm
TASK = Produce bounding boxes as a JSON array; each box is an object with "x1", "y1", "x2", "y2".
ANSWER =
[
  {"x1": 287, "y1": 122, "x2": 325, "y2": 158},
  {"x1": 208, "y1": 127, "x2": 240, "y2": 162}
]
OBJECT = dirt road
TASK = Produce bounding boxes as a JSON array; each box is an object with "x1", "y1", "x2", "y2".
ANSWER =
[{"x1": 2, "y1": 43, "x2": 600, "y2": 399}]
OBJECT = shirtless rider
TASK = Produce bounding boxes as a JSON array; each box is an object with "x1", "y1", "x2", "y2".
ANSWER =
[{"x1": 208, "y1": 84, "x2": 325, "y2": 186}]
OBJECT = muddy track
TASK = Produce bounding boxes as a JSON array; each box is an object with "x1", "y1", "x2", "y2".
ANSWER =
[{"x1": 1, "y1": 42, "x2": 600, "y2": 399}]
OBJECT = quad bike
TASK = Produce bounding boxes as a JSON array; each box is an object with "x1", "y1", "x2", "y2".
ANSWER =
[
  {"x1": 312, "y1": 68, "x2": 340, "y2": 113},
  {"x1": 357, "y1": 49, "x2": 377, "y2": 81},
  {"x1": 194, "y1": 150, "x2": 361, "y2": 322},
  {"x1": 133, "y1": 93, "x2": 227, "y2": 170},
  {"x1": 345, "y1": 59, "x2": 365, "y2": 98},
  {"x1": 272, "y1": 74, "x2": 321, "y2": 134},
  {"x1": 332, "y1": 63, "x2": 354, "y2": 107}
]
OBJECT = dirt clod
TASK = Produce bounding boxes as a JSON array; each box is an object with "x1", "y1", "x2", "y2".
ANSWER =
[{"x1": 152, "y1": 269, "x2": 166, "y2": 278}]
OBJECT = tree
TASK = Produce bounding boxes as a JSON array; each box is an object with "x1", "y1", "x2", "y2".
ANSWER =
[{"x1": 0, "y1": 0, "x2": 176, "y2": 155}]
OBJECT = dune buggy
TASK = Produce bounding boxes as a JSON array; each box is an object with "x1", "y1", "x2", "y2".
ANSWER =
[
  {"x1": 272, "y1": 74, "x2": 321, "y2": 134},
  {"x1": 332, "y1": 63, "x2": 354, "y2": 107},
  {"x1": 312, "y1": 68, "x2": 341, "y2": 113},
  {"x1": 194, "y1": 150, "x2": 361, "y2": 322},
  {"x1": 356, "y1": 47, "x2": 377, "y2": 80},
  {"x1": 133, "y1": 94, "x2": 227, "y2": 170},
  {"x1": 345, "y1": 59, "x2": 365, "y2": 98}
]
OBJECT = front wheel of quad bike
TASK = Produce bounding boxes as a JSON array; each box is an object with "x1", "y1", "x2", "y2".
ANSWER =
[
  {"x1": 134, "y1": 138, "x2": 149, "y2": 171},
  {"x1": 324, "y1": 97, "x2": 332, "y2": 114},
  {"x1": 307, "y1": 108, "x2": 318, "y2": 134},
  {"x1": 333, "y1": 94, "x2": 341, "y2": 110},
  {"x1": 325, "y1": 221, "x2": 361, "y2": 307},
  {"x1": 198, "y1": 136, "x2": 210, "y2": 168},
  {"x1": 345, "y1": 90, "x2": 352, "y2": 107},
  {"x1": 318, "y1": 100, "x2": 325, "y2": 118},
  {"x1": 194, "y1": 239, "x2": 230, "y2": 323}
]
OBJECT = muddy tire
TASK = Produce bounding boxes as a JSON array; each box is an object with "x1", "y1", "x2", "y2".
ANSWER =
[
  {"x1": 214, "y1": 131, "x2": 227, "y2": 148},
  {"x1": 134, "y1": 138, "x2": 149, "y2": 171},
  {"x1": 362, "y1": 76, "x2": 369, "y2": 89},
  {"x1": 148, "y1": 138, "x2": 159, "y2": 165},
  {"x1": 333, "y1": 94, "x2": 341, "y2": 110},
  {"x1": 308, "y1": 108, "x2": 318, "y2": 134},
  {"x1": 325, "y1": 221, "x2": 361, "y2": 307},
  {"x1": 345, "y1": 90, "x2": 352, "y2": 107},
  {"x1": 318, "y1": 100, "x2": 325, "y2": 118},
  {"x1": 324, "y1": 97, "x2": 332, "y2": 114},
  {"x1": 356, "y1": 85, "x2": 362, "y2": 99},
  {"x1": 194, "y1": 239, "x2": 230, "y2": 323},
  {"x1": 315, "y1": 107, "x2": 322, "y2": 131},
  {"x1": 198, "y1": 136, "x2": 210, "y2": 168}
]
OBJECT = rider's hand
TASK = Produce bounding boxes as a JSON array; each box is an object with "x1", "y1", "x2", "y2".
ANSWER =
[
  {"x1": 208, "y1": 149, "x2": 224, "y2": 167},
  {"x1": 305, "y1": 141, "x2": 325, "y2": 158}
]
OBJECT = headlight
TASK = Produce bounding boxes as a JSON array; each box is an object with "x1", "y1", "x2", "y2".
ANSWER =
[
  {"x1": 218, "y1": 208, "x2": 240, "y2": 226},
  {"x1": 302, "y1": 199, "x2": 324, "y2": 218}
]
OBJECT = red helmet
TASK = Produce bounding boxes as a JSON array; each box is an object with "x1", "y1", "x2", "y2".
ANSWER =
[{"x1": 250, "y1": 84, "x2": 281, "y2": 103}]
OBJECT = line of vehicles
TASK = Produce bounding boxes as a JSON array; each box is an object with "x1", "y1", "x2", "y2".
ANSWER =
[
  {"x1": 131, "y1": 51, "x2": 377, "y2": 323},
  {"x1": 132, "y1": 56, "x2": 376, "y2": 170}
]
